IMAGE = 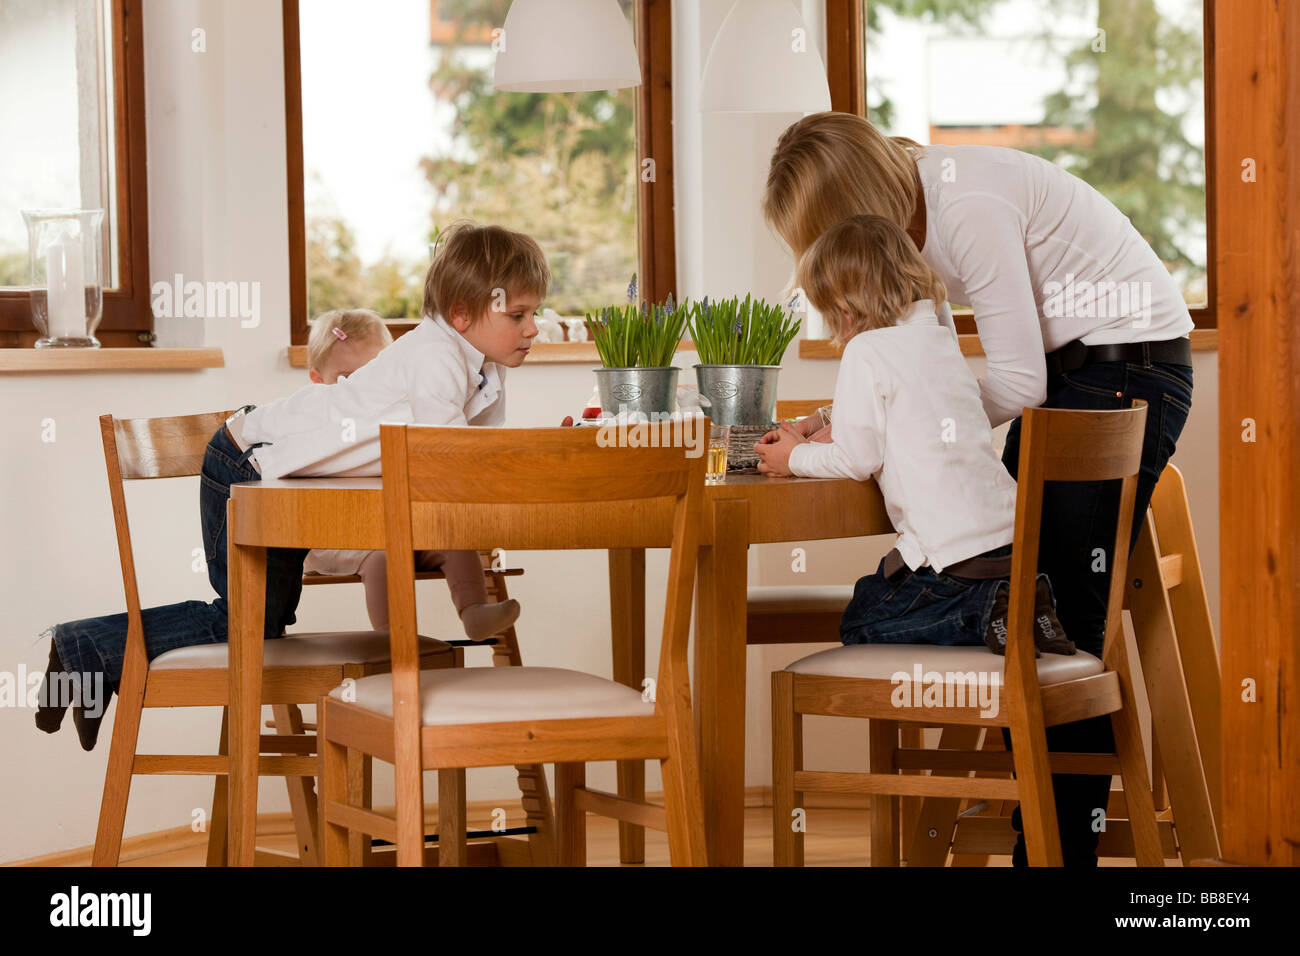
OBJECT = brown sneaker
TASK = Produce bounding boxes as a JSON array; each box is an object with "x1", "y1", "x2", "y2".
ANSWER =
[{"x1": 1032, "y1": 574, "x2": 1075, "y2": 655}]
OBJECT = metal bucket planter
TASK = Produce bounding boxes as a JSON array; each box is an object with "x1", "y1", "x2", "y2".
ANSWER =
[
  {"x1": 594, "y1": 366, "x2": 680, "y2": 416},
  {"x1": 694, "y1": 364, "x2": 781, "y2": 426}
]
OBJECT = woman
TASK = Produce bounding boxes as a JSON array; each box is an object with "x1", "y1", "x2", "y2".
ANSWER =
[{"x1": 763, "y1": 112, "x2": 1194, "y2": 866}]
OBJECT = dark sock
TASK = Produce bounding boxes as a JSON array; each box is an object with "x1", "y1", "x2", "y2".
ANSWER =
[
  {"x1": 983, "y1": 582, "x2": 1040, "y2": 658},
  {"x1": 34, "y1": 638, "x2": 70, "y2": 734},
  {"x1": 72, "y1": 682, "x2": 115, "y2": 752},
  {"x1": 1032, "y1": 575, "x2": 1076, "y2": 655}
]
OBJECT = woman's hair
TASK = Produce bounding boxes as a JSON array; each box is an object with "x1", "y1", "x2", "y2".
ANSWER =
[
  {"x1": 423, "y1": 221, "x2": 551, "y2": 322},
  {"x1": 798, "y1": 214, "x2": 947, "y2": 346},
  {"x1": 763, "y1": 112, "x2": 924, "y2": 262},
  {"x1": 306, "y1": 308, "x2": 393, "y2": 374}
]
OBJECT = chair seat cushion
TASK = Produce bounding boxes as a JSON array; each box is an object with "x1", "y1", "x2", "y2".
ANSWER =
[
  {"x1": 785, "y1": 643, "x2": 1104, "y2": 685},
  {"x1": 746, "y1": 585, "x2": 854, "y2": 615},
  {"x1": 150, "y1": 631, "x2": 451, "y2": 670},
  {"x1": 328, "y1": 666, "x2": 654, "y2": 726}
]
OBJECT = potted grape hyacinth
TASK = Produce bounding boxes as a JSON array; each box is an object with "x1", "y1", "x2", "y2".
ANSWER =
[
  {"x1": 585, "y1": 274, "x2": 689, "y2": 417},
  {"x1": 687, "y1": 293, "x2": 802, "y2": 426}
]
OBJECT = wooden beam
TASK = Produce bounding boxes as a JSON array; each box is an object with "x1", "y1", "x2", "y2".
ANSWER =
[{"x1": 1214, "y1": 0, "x2": 1300, "y2": 866}]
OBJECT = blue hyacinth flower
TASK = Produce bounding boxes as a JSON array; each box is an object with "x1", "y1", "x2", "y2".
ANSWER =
[{"x1": 627, "y1": 273, "x2": 638, "y2": 303}]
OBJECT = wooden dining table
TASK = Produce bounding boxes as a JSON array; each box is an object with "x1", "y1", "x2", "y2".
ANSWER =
[{"x1": 226, "y1": 471, "x2": 891, "y2": 866}]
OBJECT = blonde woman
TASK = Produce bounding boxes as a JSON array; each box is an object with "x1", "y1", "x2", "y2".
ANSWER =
[{"x1": 764, "y1": 113, "x2": 1195, "y2": 867}]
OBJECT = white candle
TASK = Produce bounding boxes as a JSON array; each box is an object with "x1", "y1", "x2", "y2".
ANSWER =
[
  {"x1": 45, "y1": 235, "x2": 86, "y2": 340},
  {"x1": 803, "y1": 301, "x2": 825, "y2": 340}
]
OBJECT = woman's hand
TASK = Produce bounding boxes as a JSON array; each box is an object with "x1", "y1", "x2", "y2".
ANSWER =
[{"x1": 755, "y1": 426, "x2": 806, "y2": 477}]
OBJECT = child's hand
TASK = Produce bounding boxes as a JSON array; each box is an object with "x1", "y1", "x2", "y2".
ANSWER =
[
  {"x1": 758, "y1": 420, "x2": 803, "y2": 445},
  {"x1": 755, "y1": 426, "x2": 805, "y2": 477}
]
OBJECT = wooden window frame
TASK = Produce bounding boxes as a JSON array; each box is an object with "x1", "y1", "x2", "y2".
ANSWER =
[
  {"x1": 0, "y1": 0, "x2": 153, "y2": 348},
  {"x1": 283, "y1": 0, "x2": 676, "y2": 353},
  {"x1": 826, "y1": 0, "x2": 1218, "y2": 331}
]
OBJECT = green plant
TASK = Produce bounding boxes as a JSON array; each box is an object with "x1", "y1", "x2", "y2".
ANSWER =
[
  {"x1": 687, "y1": 294, "x2": 801, "y2": 365},
  {"x1": 585, "y1": 287, "x2": 688, "y2": 368}
]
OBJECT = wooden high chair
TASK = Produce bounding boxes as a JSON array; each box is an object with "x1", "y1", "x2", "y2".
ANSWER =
[
  {"x1": 317, "y1": 422, "x2": 709, "y2": 866},
  {"x1": 299, "y1": 552, "x2": 555, "y2": 865},
  {"x1": 91, "y1": 411, "x2": 456, "y2": 866},
  {"x1": 771, "y1": 402, "x2": 1165, "y2": 866}
]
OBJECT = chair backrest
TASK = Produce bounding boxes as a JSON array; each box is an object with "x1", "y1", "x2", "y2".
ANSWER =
[
  {"x1": 99, "y1": 411, "x2": 233, "y2": 631},
  {"x1": 776, "y1": 399, "x2": 829, "y2": 421},
  {"x1": 377, "y1": 421, "x2": 707, "y2": 733},
  {"x1": 1006, "y1": 401, "x2": 1148, "y2": 677}
]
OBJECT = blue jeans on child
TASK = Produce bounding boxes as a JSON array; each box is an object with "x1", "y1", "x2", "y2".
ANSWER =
[
  {"x1": 1000, "y1": 358, "x2": 1194, "y2": 865},
  {"x1": 53, "y1": 409, "x2": 309, "y2": 692},
  {"x1": 840, "y1": 544, "x2": 1013, "y2": 646}
]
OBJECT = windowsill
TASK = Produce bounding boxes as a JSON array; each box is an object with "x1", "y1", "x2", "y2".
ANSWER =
[
  {"x1": 0, "y1": 347, "x2": 225, "y2": 373},
  {"x1": 287, "y1": 341, "x2": 696, "y2": 368},
  {"x1": 798, "y1": 328, "x2": 1219, "y2": 360}
]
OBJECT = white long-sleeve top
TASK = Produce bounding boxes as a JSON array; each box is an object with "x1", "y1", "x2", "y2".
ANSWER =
[
  {"x1": 916, "y1": 144, "x2": 1195, "y2": 426},
  {"x1": 241, "y1": 315, "x2": 506, "y2": 479},
  {"x1": 787, "y1": 300, "x2": 1017, "y2": 573}
]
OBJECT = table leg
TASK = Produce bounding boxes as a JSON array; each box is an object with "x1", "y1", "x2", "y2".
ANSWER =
[
  {"x1": 694, "y1": 498, "x2": 749, "y2": 866},
  {"x1": 609, "y1": 548, "x2": 646, "y2": 864},
  {"x1": 227, "y1": 498, "x2": 265, "y2": 867}
]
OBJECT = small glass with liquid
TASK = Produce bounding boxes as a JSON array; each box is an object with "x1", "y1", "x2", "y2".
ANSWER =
[{"x1": 706, "y1": 424, "x2": 730, "y2": 484}]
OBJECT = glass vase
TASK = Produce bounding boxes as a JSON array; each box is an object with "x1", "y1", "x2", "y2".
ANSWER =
[{"x1": 22, "y1": 209, "x2": 105, "y2": 348}]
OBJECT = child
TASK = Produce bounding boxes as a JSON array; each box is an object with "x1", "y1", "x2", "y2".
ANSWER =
[
  {"x1": 755, "y1": 214, "x2": 1070, "y2": 655},
  {"x1": 36, "y1": 222, "x2": 547, "y2": 749},
  {"x1": 300, "y1": 307, "x2": 517, "y2": 636}
]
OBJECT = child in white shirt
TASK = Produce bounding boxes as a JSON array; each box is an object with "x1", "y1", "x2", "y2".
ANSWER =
[
  {"x1": 35, "y1": 223, "x2": 546, "y2": 750},
  {"x1": 755, "y1": 214, "x2": 1070, "y2": 654},
  {"x1": 298, "y1": 307, "x2": 515, "y2": 639}
]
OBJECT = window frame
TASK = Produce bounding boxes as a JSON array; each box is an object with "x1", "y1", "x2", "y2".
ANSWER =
[
  {"x1": 828, "y1": 0, "x2": 1218, "y2": 331},
  {"x1": 0, "y1": 0, "x2": 153, "y2": 348},
  {"x1": 282, "y1": 0, "x2": 677, "y2": 354}
]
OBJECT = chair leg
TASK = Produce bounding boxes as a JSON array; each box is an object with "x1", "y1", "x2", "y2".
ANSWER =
[
  {"x1": 317, "y1": 702, "x2": 350, "y2": 866},
  {"x1": 273, "y1": 703, "x2": 318, "y2": 865},
  {"x1": 437, "y1": 769, "x2": 468, "y2": 867},
  {"x1": 868, "y1": 718, "x2": 901, "y2": 866},
  {"x1": 205, "y1": 708, "x2": 231, "y2": 867},
  {"x1": 1110, "y1": 705, "x2": 1166, "y2": 866},
  {"x1": 771, "y1": 671, "x2": 804, "y2": 867},
  {"x1": 1006, "y1": 711, "x2": 1063, "y2": 866},
  {"x1": 906, "y1": 724, "x2": 985, "y2": 867},
  {"x1": 92, "y1": 644, "x2": 147, "y2": 866},
  {"x1": 898, "y1": 723, "x2": 924, "y2": 854},
  {"x1": 554, "y1": 762, "x2": 587, "y2": 866},
  {"x1": 346, "y1": 750, "x2": 373, "y2": 866}
]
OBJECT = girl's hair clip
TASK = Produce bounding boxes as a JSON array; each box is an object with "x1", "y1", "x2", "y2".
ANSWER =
[{"x1": 332, "y1": 327, "x2": 348, "y2": 341}]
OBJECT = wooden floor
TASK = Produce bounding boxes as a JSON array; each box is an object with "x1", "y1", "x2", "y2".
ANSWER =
[{"x1": 99, "y1": 806, "x2": 1151, "y2": 867}]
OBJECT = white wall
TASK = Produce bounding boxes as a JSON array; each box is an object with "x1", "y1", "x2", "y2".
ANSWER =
[{"x1": 0, "y1": 0, "x2": 1220, "y2": 861}]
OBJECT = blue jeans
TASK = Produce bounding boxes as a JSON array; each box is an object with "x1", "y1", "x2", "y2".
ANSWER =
[
  {"x1": 53, "y1": 412, "x2": 308, "y2": 692},
  {"x1": 1000, "y1": 357, "x2": 1194, "y2": 865},
  {"x1": 840, "y1": 544, "x2": 1014, "y2": 646}
]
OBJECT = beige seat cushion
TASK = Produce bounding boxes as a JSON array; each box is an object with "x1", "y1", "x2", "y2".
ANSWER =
[
  {"x1": 747, "y1": 585, "x2": 854, "y2": 615},
  {"x1": 786, "y1": 643, "x2": 1104, "y2": 685},
  {"x1": 150, "y1": 631, "x2": 450, "y2": 670},
  {"x1": 328, "y1": 666, "x2": 654, "y2": 726}
]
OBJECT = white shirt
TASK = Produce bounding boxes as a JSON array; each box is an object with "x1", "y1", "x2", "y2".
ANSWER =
[
  {"x1": 787, "y1": 300, "x2": 1017, "y2": 573},
  {"x1": 241, "y1": 315, "x2": 506, "y2": 479},
  {"x1": 916, "y1": 144, "x2": 1195, "y2": 426}
]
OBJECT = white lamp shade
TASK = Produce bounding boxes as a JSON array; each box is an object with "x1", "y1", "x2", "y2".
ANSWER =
[
  {"x1": 701, "y1": 0, "x2": 832, "y2": 113},
  {"x1": 493, "y1": 0, "x2": 641, "y2": 93}
]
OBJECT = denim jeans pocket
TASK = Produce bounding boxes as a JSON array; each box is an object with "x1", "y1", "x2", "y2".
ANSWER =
[{"x1": 199, "y1": 471, "x2": 229, "y2": 563}]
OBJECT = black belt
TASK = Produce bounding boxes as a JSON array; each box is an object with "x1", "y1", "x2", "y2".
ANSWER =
[
  {"x1": 883, "y1": 548, "x2": 1011, "y2": 582},
  {"x1": 1045, "y1": 336, "x2": 1192, "y2": 378}
]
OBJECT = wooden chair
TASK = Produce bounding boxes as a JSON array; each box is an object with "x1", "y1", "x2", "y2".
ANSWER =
[
  {"x1": 771, "y1": 402, "x2": 1165, "y2": 866},
  {"x1": 317, "y1": 422, "x2": 709, "y2": 866},
  {"x1": 931, "y1": 462, "x2": 1221, "y2": 865},
  {"x1": 91, "y1": 411, "x2": 456, "y2": 866}
]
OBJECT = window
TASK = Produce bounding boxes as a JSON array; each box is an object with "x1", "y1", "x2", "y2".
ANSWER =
[
  {"x1": 0, "y1": 0, "x2": 151, "y2": 347},
  {"x1": 284, "y1": 0, "x2": 675, "y2": 353},
  {"x1": 840, "y1": 0, "x2": 1213, "y2": 328}
]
